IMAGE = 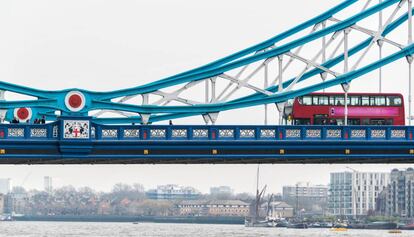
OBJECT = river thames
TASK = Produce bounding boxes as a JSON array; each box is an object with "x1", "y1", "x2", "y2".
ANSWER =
[{"x1": 0, "y1": 222, "x2": 413, "y2": 237}]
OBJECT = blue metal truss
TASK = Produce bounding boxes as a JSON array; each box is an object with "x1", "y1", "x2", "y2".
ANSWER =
[{"x1": 0, "y1": 0, "x2": 412, "y2": 124}]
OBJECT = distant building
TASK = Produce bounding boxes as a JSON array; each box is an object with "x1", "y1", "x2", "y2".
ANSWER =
[
  {"x1": 283, "y1": 183, "x2": 328, "y2": 200},
  {"x1": 262, "y1": 201, "x2": 294, "y2": 219},
  {"x1": 146, "y1": 184, "x2": 201, "y2": 200},
  {"x1": 283, "y1": 183, "x2": 328, "y2": 214},
  {"x1": 210, "y1": 186, "x2": 233, "y2": 196},
  {"x1": 6, "y1": 188, "x2": 29, "y2": 215},
  {"x1": 3, "y1": 194, "x2": 12, "y2": 214},
  {"x1": 385, "y1": 168, "x2": 414, "y2": 218},
  {"x1": 0, "y1": 194, "x2": 4, "y2": 214},
  {"x1": 329, "y1": 171, "x2": 389, "y2": 217},
  {"x1": 177, "y1": 200, "x2": 250, "y2": 217},
  {"x1": 0, "y1": 178, "x2": 10, "y2": 194},
  {"x1": 44, "y1": 176, "x2": 53, "y2": 193},
  {"x1": 376, "y1": 189, "x2": 388, "y2": 216}
]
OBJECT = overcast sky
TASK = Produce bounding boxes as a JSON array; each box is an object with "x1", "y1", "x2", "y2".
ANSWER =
[{"x1": 0, "y1": 0, "x2": 412, "y2": 194}]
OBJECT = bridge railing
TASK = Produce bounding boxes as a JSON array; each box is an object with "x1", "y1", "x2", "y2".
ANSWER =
[
  {"x1": 93, "y1": 125, "x2": 414, "y2": 141},
  {"x1": 0, "y1": 123, "x2": 411, "y2": 141},
  {"x1": 0, "y1": 122, "x2": 59, "y2": 140}
]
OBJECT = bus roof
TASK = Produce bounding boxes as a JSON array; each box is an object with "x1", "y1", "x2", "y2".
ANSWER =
[{"x1": 305, "y1": 92, "x2": 403, "y2": 97}]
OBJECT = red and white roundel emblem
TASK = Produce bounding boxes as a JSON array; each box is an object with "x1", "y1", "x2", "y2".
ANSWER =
[
  {"x1": 14, "y1": 107, "x2": 32, "y2": 122},
  {"x1": 65, "y1": 91, "x2": 86, "y2": 112}
]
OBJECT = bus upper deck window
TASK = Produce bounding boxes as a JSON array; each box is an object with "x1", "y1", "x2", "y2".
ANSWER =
[
  {"x1": 370, "y1": 96, "x2": 376, "y2": 106},
  {"x1": 371, "y1": 96, "x2": 385, "y2": 106},
  {"x1": 334, "y1": 96, "x2": 344, "y2": 106},
  {"x1": 377, "y1": 96, "x2": 386, "y2": 106},
  {"x1": 319, "y1": 96, "x2": 329, "y2": 105},
  {"x1": 387, "y1": 96, "x2": 402, "y2": 106},
  {"x1": 312, "y1": 96, "x2": 319, "y2": 105},
  {"x1": 329, "y1": 97, "x2": 335, "y2": 105},
  {"x1": 362, "y1": 96, "x2": 369, "y2": 106},
  {"x1": 350, "y1": 96, "x2": 360, "y2": 106},
  {"x1": 370, "y1": 96, "x2": 385, "y2": 106},
  {"x1": 302, "y1": 96, "x2": 312, "y2": 105}
]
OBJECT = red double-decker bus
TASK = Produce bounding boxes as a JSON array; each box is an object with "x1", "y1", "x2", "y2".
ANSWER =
[{"x1": 285, "y1": 92, "x2": 405, "y2": 125}]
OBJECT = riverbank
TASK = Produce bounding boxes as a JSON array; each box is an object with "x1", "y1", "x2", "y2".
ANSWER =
[{"x1": 13, "y1": 215, "x2": 245, "y2": 225}]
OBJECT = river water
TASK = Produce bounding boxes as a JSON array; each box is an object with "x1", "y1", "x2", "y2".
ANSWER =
[{"x1": 0, "y1": 222, "x2": 413, "y2": 237}]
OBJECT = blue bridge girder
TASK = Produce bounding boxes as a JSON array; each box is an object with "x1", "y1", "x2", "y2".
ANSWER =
[
  {"x1": 0, "y1": 0, "x2": 413, "y2": 125},
  {"x1": 1, "y1": 117, "x2": 414, "y2": 164}
]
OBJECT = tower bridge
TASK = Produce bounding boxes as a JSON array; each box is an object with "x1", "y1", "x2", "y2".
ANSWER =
[{"x1": 1, "y1": 0, "x2": 414, "y2": 163}]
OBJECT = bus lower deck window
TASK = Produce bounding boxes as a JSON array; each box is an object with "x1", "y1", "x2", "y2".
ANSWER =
[
  {"x1": 370, "y1": 119, "x2": 386, "y2": 125},
  {"x1": 362, "y1": 119, "x2": 370, "y2": 125},
  {"x1": 294, "y1": 119, "x2": 310, "y2": 125}
]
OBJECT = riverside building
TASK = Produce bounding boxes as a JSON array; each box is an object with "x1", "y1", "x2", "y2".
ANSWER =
[
  {"x1": 329, "y1": 171, "x2": 389, "y2": 217},
  {"x1": 385, "y1": 168, "x2": 414, "y2": 218}
]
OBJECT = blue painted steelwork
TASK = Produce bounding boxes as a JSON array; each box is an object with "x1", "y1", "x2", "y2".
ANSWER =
[
  {"x1": 0, "y1": 0, "x2": 411, "y2": 124},
  {"x1": 93, "y1": 7, "x2": 414, "y2": 124},
  {"x1": 0, "y1": 117, "x2": 413, "y2": 164}
]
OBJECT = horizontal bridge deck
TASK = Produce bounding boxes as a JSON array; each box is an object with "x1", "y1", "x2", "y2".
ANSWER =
[{"x1": 0, "y1": 117, "x2": 414, "y2": 164}]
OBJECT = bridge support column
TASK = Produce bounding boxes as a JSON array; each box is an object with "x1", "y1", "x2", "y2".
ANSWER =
[
  {"x1": 264, "y1": 61, "x2": 269, "y2": 125},
  {"x1": 342, "y1": 83, "x2": 350, "y2": 126},
  {"x1": 205, "y1": 79, "x2": 210, "y2": 104},
  {"x1": 141, "y1": 94, "x2": 149, "y2": 106},
  {"x1": 377, "y1": 40, "x2": 383, "y2": 93},
  {"x1": 276, "y1": 103, "x2": 285, "y2": 125},
  {"x1": 277, "y1": 56, "x2": 284, "y2": 125},
  {"x1": 140, "y1": 113, "x2": 150, "y2": 125},
  {"x1": 408, "y1": 56, "x2": 413, "y2": 125},
  {"x1": 378, "y1": 0, "x2": 383, "y2": 93},
  {"x1": 0, "y1": 90, "x2": 5, "y2": 123},
  {"x1": 321, "y1": 21, "x2": 327, "y2": 92},
  {"x1": 409, "y1": 0, "x2": 413, "y2": 125},
  {"x1": 343, "y1": 28, "x2": 350, "y2": 126},
  {"x1": 211, "y1": 77, "x2": 216, "y2": 102},
  {"x1": 203, "y1": 112, "x2": 219, "y2": 125}
]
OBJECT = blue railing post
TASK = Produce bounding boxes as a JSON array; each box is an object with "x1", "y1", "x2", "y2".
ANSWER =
[
  {"x1": 278, "y1": 126, "x2": 284, "y2": 140},
  {"x1": 386, "y1": 126, "x2": 391, "y2": 140}
]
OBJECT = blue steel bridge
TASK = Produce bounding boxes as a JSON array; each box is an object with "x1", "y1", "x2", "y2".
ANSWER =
[{"x1": 1, "y1": 0, "x2": 414, "y2": 164}]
